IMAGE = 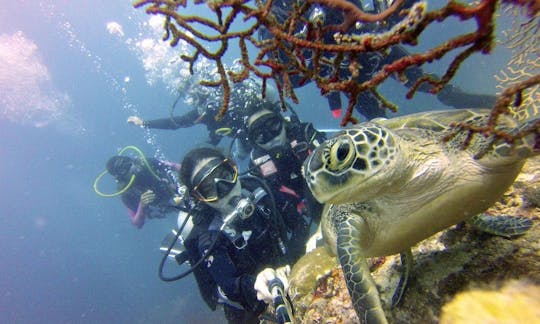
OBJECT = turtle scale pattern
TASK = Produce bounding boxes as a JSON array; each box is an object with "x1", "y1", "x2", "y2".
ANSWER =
[{"x1": 302, "y1": 109, "x2": 539, "y2": 323}]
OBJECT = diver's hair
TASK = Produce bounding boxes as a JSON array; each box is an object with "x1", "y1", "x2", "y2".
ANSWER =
[
  {"x1": 106, "y1": 155, "x2": 133, "y2": 177},
  {"x1": 246, "y1": 109, "x2": 278, "y2": 129},
  {"x1": 180, "y1": 147, "x2": 226, "y2": 190}
]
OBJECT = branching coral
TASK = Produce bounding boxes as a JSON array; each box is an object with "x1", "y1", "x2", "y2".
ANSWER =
[
  {"x1": 450, "y1": 3, "x2": 540, "y2": 151},
  {"x1": 133, "y1": 0, "x2": 539, "y2": 147},
  {"x1": 495, "y1": 5, "x2": 539, "y2": 122}
]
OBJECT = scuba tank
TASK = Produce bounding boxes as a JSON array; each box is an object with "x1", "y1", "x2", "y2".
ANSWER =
[{"x1": 159, "y1": 209, "x2": 194, "y2": 264}]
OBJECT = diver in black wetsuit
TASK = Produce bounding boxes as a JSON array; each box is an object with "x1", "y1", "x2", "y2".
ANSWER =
[
  {"x1": 260, "y1": 0, "x2": 497, "y2": 120},
  {"x1": 177, "y1": 147, "x2": 298, "y2": 323},
  {"x1": 105, "y1": 155, "x2": 181, "y2": 228},
  {"x1": 246, "y1": 109, "x2": 327, "y2": 228},
  {"x1": 128, "y1": 75, "x2": 281, "y2": 159}
]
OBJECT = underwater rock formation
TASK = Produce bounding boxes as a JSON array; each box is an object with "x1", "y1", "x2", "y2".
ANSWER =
[{"x1": 288, "y1": 156, "x2": 540, "y2": 323}]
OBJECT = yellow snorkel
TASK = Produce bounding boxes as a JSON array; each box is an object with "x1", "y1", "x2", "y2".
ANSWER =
[{"x1": 93, "y1": 145, "x2": 162, "y2": 198}]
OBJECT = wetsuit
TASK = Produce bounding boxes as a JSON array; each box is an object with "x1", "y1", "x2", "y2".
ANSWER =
[
  {"x1": 260, "y1": 0, "x2": 497, "y2": 120},
  {"x1": 140, "y1": 78, "x2": 282, "y2": 153},
  {"x1": 183, "y1": 177, "x2": 294, "y2": 323},
  {"x1": 119, "y1": 158, "x2": 179, "y2": 228},
  {"x1": 140, "y1": 108, "x2": 226, "y2": 145},
  {"x1": 249, "y1": 119, "x2": 326, "y2": 226}
]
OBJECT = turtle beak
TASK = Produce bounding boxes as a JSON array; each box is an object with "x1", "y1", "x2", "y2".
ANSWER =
[
  {"x1": 305, "y1": 148, "x2": 324, "y2": 175},
  {"x1": 303, "y1": 148, "x2": 324, "y2": 192}
]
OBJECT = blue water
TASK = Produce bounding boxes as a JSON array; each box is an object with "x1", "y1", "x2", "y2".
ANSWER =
[{"x1": 0, "y1": 1, "x2": 513, "y2": 323}]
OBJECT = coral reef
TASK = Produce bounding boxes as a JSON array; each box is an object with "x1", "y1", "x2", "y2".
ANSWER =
[
  {"x1": 133, "y1": 0, "x2": 539, "y2": 144},
  {"x1": 495, "y1": 5, "x2": 539, "y2": 123},
  {"x1": 288, "y1": 156, "x2": 540, "y2": 323}
]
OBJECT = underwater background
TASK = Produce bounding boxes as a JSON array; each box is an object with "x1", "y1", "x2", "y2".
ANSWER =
[{"x1": 0, "y1": 1, "x2": 514, "y2": 323}]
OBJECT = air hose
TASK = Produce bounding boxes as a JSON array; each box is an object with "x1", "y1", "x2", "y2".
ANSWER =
[
  {"x1": 93, "y1": 145, "x2": 162, "y2": 197},
  {"x1": 158, "y1": 209, "x2": 219, "y2": 282}
]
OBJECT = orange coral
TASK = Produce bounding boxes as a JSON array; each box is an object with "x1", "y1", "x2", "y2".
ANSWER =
[{"x1": 133, "y1": 0, "x2": 539, "y2": 145}]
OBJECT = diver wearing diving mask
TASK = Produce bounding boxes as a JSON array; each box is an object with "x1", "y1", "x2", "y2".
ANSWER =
[
  {"x1": 178, "y1": 147, "x2": 296, "y2": 323},
  {"x1": 247, "y1": 111, "x2": 288, "y2": 152},
  {"x1": 104, "y1": 154, "x2": 182, "y2": 229},
  {"x1": 246, "y1": 109, "x2": 326, "y2": 229}
]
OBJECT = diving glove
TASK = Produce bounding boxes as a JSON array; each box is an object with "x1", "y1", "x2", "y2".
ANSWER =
[
  {"x1": 140, "y1": 190, "x2": 156, "y2": 206},
  {"x1": 254, "y1": 265, "x2": 290, "y2": 303}
]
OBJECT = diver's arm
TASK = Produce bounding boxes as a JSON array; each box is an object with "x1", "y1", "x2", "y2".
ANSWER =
[
  {"x1": 127, "y1": 201, "x2": 146, "y2": 229},
  {"x1": 137, "y1": 109, "x2": 201, "y2": 130},
  {"x1": 125, "y1": 190, "x2": 157, "y2": 228},
  {"x1": 384, "y1": 45, "x2": 427, "y2": 89},
  {"x1": 121, "y1": 193, "x2": 146, "y2": 228}
]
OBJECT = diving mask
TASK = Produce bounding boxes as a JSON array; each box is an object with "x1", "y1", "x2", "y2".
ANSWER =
[
  {"x1": 249, "y1": 114, "x2": 284, "y2": 146},
  {"x1": 107, "y1": 156, "x2": 133, "y2": 179},
  {"x1": 191, "y1": 158, "x2": 239, "y2": 202}
]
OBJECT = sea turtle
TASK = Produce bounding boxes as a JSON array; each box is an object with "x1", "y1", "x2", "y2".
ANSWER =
[{"x1": 302, "y1": 109, "x2": 538, "y2": 323}]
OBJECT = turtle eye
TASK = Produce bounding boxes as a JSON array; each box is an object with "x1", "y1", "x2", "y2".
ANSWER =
[{"x1": 328, "y1": 137, "x2": 355, "y2": 173}]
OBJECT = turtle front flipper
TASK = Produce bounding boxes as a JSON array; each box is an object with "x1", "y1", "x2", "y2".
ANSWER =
[
  {"x1": 468, "y1": 213, "x2": 533, "y2": 238},
  {"x1": 337, "y1": 218, "x2": 388, "y2": 324},
  {"x1": 391, "y1": 249, "x2": 414, "y2": 307}
]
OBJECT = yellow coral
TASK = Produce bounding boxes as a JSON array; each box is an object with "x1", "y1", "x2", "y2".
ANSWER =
[{"x1": 440, "y1": 281, "x2": 540, "y2": 324}]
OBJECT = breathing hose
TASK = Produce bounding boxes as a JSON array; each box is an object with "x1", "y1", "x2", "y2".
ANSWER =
[
  {"x1": 93, "y1": 145, "x2": 162, "y2": 197},
  {"x1": 158, "y1": 209, "x2": 219, "y2": 282}
]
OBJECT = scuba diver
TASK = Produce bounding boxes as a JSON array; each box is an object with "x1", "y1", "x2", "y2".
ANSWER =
[
  {"x1": 246, "y1": 107, "x2": 326, "y2": 254},
  {"x1": 128, "y1": 68, "x2": 281, "y2": 160},
  {"x1": 98, "y1": 149, "x2": 182, "y2": 229},
  {"x1": 246, "y1": 108, "x2": 327, "y2": 228},
  {"x1": 162, "y1": 147, "x2": 297, "y2": 323},
  {"x1": 260, "y1": 0, "x2": 498, "y2": 120}
]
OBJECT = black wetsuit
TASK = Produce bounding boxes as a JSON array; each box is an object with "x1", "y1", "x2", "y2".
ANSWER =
[
  {"x1": 141, "y1": 79, "x2": 281, "y2": 149},
  {"x1": 260, "y1": 0, "x2": 497, "y2": 120},
  {"x1": 141, "y1": 108, "x2": 226, "y2": 145},
  {"x1": 119, "y1": 158, "x2": 179, "y2": 218},
  {"x1": 183, "y1": 177, "x2": 296, "y2": 323},
  {"x1": 249, "y1": 120, "x2": 326, "y2": 226}
]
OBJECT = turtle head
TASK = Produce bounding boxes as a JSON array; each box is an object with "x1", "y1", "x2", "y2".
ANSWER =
[{"x1": 303, "y1": 123, "x2": 400, "y2": 204}]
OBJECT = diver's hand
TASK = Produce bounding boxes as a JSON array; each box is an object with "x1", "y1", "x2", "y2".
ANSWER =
[
  {"x1": 140, "y1": 190, "x2": 156, "y2": 206},
  {"x1": 254, "y1": 265, "x2": 290, "y2": 303},
  {"x1": 127, "y1": 116, "x2": 144, "y2": 127},
  {"x1": 172, "y1": 195, "x2": 183, "y2": 206}
]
